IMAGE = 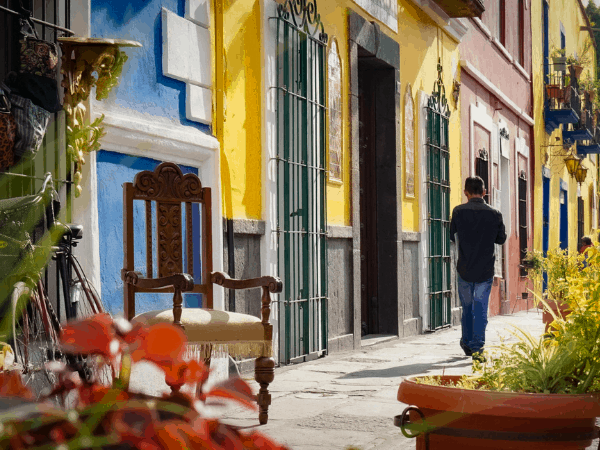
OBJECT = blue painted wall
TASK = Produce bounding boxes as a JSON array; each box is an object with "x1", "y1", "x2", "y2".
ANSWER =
[
  {"x1": 91, "y1": 0, "x2": 210, "y2": 133},
  {"x1": 97, "y1": 151, "x2": 202, "y2": 315}
]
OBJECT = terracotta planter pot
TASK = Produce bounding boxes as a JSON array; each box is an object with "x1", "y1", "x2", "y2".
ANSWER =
[
  {"x1": 397, "y1": 375, "x2": 600, "y2": 449},
  {"x1": 569, "y1": 64, "x2": 584, "y2": 79},
  {"x1": 541, "y1": 300, "x2": 571, "y2": 333},
  {"x1": 545, "y1": 84, "x2": 563, "y2": 100}
]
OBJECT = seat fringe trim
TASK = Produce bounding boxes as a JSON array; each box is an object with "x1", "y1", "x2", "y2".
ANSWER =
[{"x1": 184, "y1": 341, "x2": 272, "y2": 360}]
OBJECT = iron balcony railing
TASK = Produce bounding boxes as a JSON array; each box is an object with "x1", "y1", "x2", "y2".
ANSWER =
[
  {"x1": 577, "y1": 93, "x2": 594, "y2": 133},
  {"x1": 545, "y1": 71, "x2": 581, "y2": 116}
]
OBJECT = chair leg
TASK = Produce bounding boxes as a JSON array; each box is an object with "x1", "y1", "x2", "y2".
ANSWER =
[{"x1": 254, "y1": 357, "x2": 274, "y2": 425}]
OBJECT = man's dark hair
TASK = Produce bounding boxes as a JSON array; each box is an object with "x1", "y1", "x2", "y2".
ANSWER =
[
  {"x1": 582, "y1": 236, "x2": 592, "y2": 246},
  {"x1": 464, "y1": 176, "x2": 485, "y2": 195}
]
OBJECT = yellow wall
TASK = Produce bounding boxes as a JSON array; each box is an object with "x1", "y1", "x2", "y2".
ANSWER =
[
  {"x1": 214, "y1": 1, "x2": 462, "y2": 227},
  {"x1": 532, "y1": 0, "x2": 598, "y2": 254},
  {"x1": 215, "y1": 0, "x2": 263, "y2": 220},
  {"x1": 322, "y1": 1, "x2": 463, "y2": 229},
  {"x1": 397, "y1": 0, "x2": 462, "y2": 231}
]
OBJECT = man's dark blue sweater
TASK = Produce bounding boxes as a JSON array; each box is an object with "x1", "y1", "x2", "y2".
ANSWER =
[{"x1": 449, "y1": 197, "x2": 507, "y2": 283}]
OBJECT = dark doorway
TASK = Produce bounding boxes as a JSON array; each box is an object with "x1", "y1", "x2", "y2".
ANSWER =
[
  {"x1": 358, "y1": 57, "x2": 397, "y2": 336},
  {"x1": 359, "y1": 68, "x2": 378, "y2": 335}
]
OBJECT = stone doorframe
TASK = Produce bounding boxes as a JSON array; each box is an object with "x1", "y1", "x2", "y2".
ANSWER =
[{"x1": 348, "y1": 10, "x2": 402, "y2": 348}]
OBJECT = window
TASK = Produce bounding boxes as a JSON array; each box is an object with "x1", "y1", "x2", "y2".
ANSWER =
[
  {"x1": 517, "y1": 0, "x2": 525, "y2": 67},
  {"x1": 426, "y1": 76, "x2": 451, "y2": 331},
  {"x1": 543, "y1": 1, "x2": 549, "y2": 82},
  {"x1": 475, "y1": 148, "x2": 490, "y2": 204},
  {"x1": 518, "y1": 171, "x2": 528, "y2": 275},
  {"x1": 275, "y1": 5, "x2": 328, "y2": 362},
  {"x1": 496, "y1": 0, "x2": 505, "y2": 45},
  {"x1": 327, "y1": 39, "x2": 342, "y2": 183}
]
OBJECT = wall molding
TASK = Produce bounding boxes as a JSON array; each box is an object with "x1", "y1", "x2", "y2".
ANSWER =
[
  {"x1": 223, "y1": 218, "x2": 266, "y2": 236},
  {"x1": 328, "y1": 225, "x2": 353, "y2": 239},
  {"x1": 460, "y1": 59, "x2": 535, "y2": 126},
  {"x1": 407, "y1": 0, "x2": 468, "y2": 42},
  {"x1": 401, "y1": 231, "x2": 421, "y2": 242}
]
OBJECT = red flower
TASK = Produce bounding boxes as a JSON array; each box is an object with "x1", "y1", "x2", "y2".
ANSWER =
[
  {"x1": 164, "y1": 359, "x2": 210, "y2": 391},
  {"x1": 136, "y1": 323, "x2": 186, "y2": 366},
  {"x1": 60, "y1": 313, "x2": 118, "y2": 358},
  {"x1": 203, "y1": 377, "x2": 257, "y2": 411},
  {"x1": 0, "y1": 370, "x2": 34, "y2": 399},
  {"x1": 155, "y1": 421, "x2": 214, "y2": 449}
]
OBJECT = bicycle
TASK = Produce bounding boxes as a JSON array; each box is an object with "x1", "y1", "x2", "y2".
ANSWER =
[{"x1": 2, "y1": 173, "x2": 110, "y2": 400}]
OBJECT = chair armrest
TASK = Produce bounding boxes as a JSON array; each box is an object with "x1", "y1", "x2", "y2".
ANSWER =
[
  {"x1": 211, "y1": 271, "x2": 283, "y2": 293},
  {"x1": 211, "y1": 271, "x2": 283, "y2": 324},
  {"x1": 121, "y1": 270, "x2": 194, "y2": 292}
]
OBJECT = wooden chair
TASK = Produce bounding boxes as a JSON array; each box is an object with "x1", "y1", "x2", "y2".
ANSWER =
[{"x1": 121, "y1": 162, "x2": 282, "y2": 424}]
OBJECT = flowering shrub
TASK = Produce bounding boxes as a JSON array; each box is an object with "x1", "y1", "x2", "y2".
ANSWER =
[{"x1": 0, "y1": 314, "x2": 289, "y2": 449}]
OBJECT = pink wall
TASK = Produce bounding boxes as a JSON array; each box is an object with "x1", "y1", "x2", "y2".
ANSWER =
[
  {"x1": 459, "y1": 10, "x2": 533, "y2": 118},
  {"x1": 459, "y1": 67, "x2": 534, "y2": 317}
]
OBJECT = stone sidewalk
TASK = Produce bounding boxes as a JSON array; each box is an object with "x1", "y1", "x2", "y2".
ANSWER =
[
  {"x1": 210, "y1": 309, "x2": 548, "y2": 450},
  {"x1": 130, "y1": 308, "x2": 598, "y2": 449}
]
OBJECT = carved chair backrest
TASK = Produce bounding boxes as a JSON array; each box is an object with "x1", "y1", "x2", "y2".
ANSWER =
[{"x1": 122, "y1": 162, "x2": 214, "y2": 308}]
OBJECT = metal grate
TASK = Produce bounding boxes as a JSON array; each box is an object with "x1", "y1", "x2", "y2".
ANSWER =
[
  {"x1": 518, "y1": 171, "x2": 528, "y2": 276},
  {"x1": 426, "y1": 59, "x2": 451, "y2": 331},
  {"x1": 0, "y1": 0, "x2": 74, "y2": 223},
  {"x1": 273, "y1": 0, "x2": 328, "y2": 364}
]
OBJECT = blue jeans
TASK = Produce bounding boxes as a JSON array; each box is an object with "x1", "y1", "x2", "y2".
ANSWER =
[{"x1": 457, "y1": 274, "x2": 493, "y2": 354}]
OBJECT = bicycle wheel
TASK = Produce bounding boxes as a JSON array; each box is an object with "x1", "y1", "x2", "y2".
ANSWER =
[
  {"x1": 11, "y1": 281, "x2": 64, "y2": 400},
  {"x1": 68, "y1": 253, "x2": 105, "y2": 318},
  {"x1": 65, "y1": 256, "x2": 113, "y2": 386}
]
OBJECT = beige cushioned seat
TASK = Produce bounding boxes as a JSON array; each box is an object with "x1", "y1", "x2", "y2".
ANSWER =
[{"x1": 132, "y1": 309, "x2": 272, "y2": 358}]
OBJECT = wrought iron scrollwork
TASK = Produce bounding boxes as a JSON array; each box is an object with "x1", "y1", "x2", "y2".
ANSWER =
[
  {"x1": 277, "y1": 0, "x2": 328, "y2": 43},
  {"x1": 427, "y1": 58, "x2": 450, "y2": 118},
  {"x1": 477, "y1": 148, "x2": 489, "y2": 161}
]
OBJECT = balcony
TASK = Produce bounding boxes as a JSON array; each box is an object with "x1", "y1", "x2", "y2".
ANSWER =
[
  {"x1": 577, "y1": 125, "x2": 600, "y2": 155},
  {"x1": 431, "y1": 0, "x2": 484, "y2": 18},
  {"x1": 545, "y1": 71, "x2": 581, "y2": 134},
  {"x1": 564, "y1": 93, "x2": 594, "y2": 144}
]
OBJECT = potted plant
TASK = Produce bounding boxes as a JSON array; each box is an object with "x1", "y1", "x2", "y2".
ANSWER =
[
  {"x1": 0, "y1": 314, "x2": 290, "y2": 449},
  {"x1": 550, "y1": 47, "x2": 567, "y2": 71},
  {"x1": 396, "y1": 245, "x2": 600, "y2": 449},
  {"x1": 578, "y1": 75, "x2": 598, "y2": 102},
  {"x1": 566, "y1": 39, "x2": 593, "y2": 80},
  {"x1": 525, "y1": 248, "x2": 583, "y2": 332}
]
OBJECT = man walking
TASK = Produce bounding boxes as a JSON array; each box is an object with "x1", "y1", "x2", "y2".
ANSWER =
[{"x1": 450, "y1": 176, "x2": 506, "y2": 361}]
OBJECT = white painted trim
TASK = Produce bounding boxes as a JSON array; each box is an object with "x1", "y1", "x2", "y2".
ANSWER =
[
  {"x1": 445, "y1": 18, "x2": 469, "y2": 42},
  {"x1": 418, "y1": 91, "x2": 430, "y2": 331},
  {"x1": 93, "y1": 106, "x2": 225, "y2": 311},
  {"x1": 469, "y1": 102, "x2": 495, "y2": 177},
  {"x1": 542, "y1": 165, "x2": 551, "y2": 179},
  {"x1": 460, "y1": 59, "x2": 535, "y2": 126},
  {"x1": 492, "y1": 38, "x2": 514, "y2": 63},
  {"x1": 262, "y1": 0, "x2": 280, "y2": 363},
  {"x1": 472, "y1": 17, "x2": 492, "y2": 39},
  {"x1": 513, "y1": 61, "x2": 531, "y2": 82},
  {"x1": 70, "y1": 0, "x2": 101, "y2": 302},
  {"x1": 407, "y1": 0, "x2": 468, "y2": 42},
  {"x1": 561, "y1": 178, "x2": 569, "y2": 192}
]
